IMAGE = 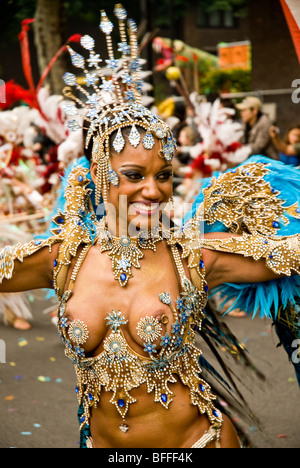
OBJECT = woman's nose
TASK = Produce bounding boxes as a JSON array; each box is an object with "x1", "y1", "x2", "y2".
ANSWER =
[{"x1": 141, "y1": 177, "x2": 161, "y2": 199}]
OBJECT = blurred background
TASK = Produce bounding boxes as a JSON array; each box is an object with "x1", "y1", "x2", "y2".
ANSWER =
[{"x1": 0, "y1": 0, "x2": 299, "y2": 130}]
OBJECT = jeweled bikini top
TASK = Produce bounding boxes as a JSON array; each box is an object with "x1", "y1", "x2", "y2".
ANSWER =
[{"x1": 56, "y1": 240, "x2": 222, "y2": 434}]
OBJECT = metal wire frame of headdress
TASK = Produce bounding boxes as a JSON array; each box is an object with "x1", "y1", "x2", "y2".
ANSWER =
[{"x1": 62, "y1": 3, "x2": 176, "y2": 204}]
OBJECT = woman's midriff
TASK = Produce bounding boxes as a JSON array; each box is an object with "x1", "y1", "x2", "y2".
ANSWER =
[{"x1": 89, "y1": 380, "x2": 213, "y2": 448}]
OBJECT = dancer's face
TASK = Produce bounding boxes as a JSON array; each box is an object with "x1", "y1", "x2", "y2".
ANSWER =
[{"x1": 91, "y1": 137, "x2": 173, "y2": 234}]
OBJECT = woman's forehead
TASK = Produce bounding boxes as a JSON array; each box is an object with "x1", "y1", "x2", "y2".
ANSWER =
[{"x1": 111, "y1": 140, "x2": 172, "y2": 168}]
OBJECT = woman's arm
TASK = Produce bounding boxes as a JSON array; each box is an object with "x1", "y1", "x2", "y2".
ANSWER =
[
  {"x1": 0, "y1": 243, "x2": 60, "y2": 293},
  {"x1": 269, "y1": 126, "x2": 298, "y2": 156},
  {"x1": 204, "y1": 248, "x2": 283, "y2": 290},
  {"x1": 202, "y1": 232, "x2": 297, "y2": 290}
]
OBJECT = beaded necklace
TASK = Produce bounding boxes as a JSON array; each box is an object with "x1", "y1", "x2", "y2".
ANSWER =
[{"x1": 96, "y1": 221, "x2": 166, "y2": 287}]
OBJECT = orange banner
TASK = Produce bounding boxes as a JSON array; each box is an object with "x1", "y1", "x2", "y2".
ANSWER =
[{"x1": 280, "y1": 0, "x2": 300, "y2": 63}]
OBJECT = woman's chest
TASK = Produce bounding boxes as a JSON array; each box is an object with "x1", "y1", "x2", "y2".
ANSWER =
[{"x1": 63, "y1": 243, "x2": 187, "y2": 356}]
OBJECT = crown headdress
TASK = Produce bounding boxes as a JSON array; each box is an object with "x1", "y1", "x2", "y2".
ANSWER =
[{"x1": 62, "y1": 4, "x2": 176, "y2": 204}]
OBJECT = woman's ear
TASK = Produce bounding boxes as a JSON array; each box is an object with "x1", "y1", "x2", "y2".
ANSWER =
[{"x1": 90, "y1": 162, "x2": 97, "y2": 184}]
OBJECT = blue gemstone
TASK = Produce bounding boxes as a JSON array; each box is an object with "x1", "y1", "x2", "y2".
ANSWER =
[
  {"x1": 204, "y1": 285, "x2": 209, "y2": 292},
  {"x1": 57, "y1": 217, "x2": 64, "y2": 224},
  {"x1": 75, "y1": 386, "x2": 79, "y2": 394},
  {"x1": 296, "y1": 208, "x2": 300, "y2": 214},
  {"x1": 212, "y1": 409, "x2": 218, "y2": 418},
  {"x1": 269, "y1": 254, "x2": 273, "y2": 259},
  {"x1": 54, "y1": 259, "x2": 58, "y2": 267},
  {"x1": 80, "y1": 415, "x2": 85, "y2": 423},
  {"x1": 199, "y1": 260, "x2": 205, "y2": 269},
  {"x1": 34, "y1": 240, "x2": 41, "y2": 246},
  {"x1": 120, "y1": 273, "x2": 127, "y2": 282},
  {"x1": 272, "y1": 221, "x2": 279, "y2": 228},
  {"x1": 77, "y1": 175, "x2": 84, "y2": 182},
  {"x1": 161, "y1": 394, "x2": 168, "y2": 403},
  {"x1": 88, "y1": 393, "x2": 93, "y2": 401},
  {"x1": 199, "y1": 384, "x2": 205, "y2": 392},
  {"x1": 118, "y1": 399, "x2": 125, "y2": 408}
]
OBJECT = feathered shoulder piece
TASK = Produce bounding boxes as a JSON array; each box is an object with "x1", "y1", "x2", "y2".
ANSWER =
[
  {"x1": 196, "y1": 159, "x2": 300, "y2": 236},
  {"x1": 0, "y1": 166, "x2": 97, "y2": 299},
  {"x1": 184, "y1": 156, "x2": 300, "y2": 320}
]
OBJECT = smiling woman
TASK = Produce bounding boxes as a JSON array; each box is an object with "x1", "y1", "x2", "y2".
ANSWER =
[{"x1": 1, "y1": 3, "x2": 300, "y2": 450}]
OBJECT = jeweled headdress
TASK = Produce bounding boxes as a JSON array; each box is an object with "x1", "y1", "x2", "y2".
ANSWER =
[{"x1": 62, "y1": 4, "x2": 176, "y2": 204}]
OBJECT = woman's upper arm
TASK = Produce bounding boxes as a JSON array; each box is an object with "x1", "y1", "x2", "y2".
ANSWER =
[
  {"x1": 201, "y1": 231, "x2": 287, "y2": 290},
  {"x1": 203, "y1": 247, "x2": 282, "y2": 290},
  {"x1": 0, "y1": 243, "x2": 60, "y2": 293}
]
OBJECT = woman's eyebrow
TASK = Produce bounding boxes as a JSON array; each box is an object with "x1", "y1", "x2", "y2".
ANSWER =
[{"x1": 120, "y1": 164, "x2": 173, "y2": 170}]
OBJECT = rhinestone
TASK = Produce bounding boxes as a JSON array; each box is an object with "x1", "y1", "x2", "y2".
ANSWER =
[
  {"x1": 143, "y1": 132, "x2": 155, "y2": 150},
  {"x1": 128, "y1": 19, "x2": 137, "y2": 33},
  {"x1": 80, "y1": 35, "x2": 95, "y2": 50},
  {"x1": 120, "y1": 236, "x2": 131, "y2": 246},
  {"x1": 100, "y1": 13, "x2": 114, "y2": 34},
  {"x1": 113, "y1": 128, "x2": 125, "y2": 153},
  {"x1": 68, "y1": 47, "x2": 85, "y2": 69},
  {"x1": 128, "y1": 124, "x2": 140, "y2": 148},
  {"x1": 67, "y1": 120, "x2": 81, "y2": 131},
  {"x1": 114, "y1": 5, "x2": 127, "y2": 20},
  {"x1": 84, "y1": 73, "x2": 97, "y2": 86},
  {"x1": 155, "y1": 127, "x2": 166, "y2": 139},
  {"x1": 87, "y1": 53, "x2": 102, "y2": 68},
  {"x1": 63, "y1": 72, "x2": 77, "y2": 86},
  {"x1": 62, "y1": 103, "x2": 78, "y2": 116}
]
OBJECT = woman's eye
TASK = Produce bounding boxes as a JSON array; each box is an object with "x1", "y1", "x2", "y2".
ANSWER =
[
  {"x1": 156, "y1": 171, "x2": 172, "y2": 181},
  {"x1": 121, "y1": 171, "x2": 144, "y2": 181}
]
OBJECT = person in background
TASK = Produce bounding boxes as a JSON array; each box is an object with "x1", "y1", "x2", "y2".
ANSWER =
[
  {"x1": 270, "y1": 124, "x2": 300, "y2": 166},
  {"x1": 236, "y1": 97, "x2": 278, "y2": 160}
]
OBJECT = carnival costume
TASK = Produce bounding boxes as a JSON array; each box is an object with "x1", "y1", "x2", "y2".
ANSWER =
[{"x1": 1, "y1": 4, "x2": 300, "y2": 448}]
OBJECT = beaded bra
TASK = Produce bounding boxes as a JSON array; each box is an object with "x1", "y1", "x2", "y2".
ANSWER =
[{"x1": 57, "y1": 241, "x2": 221, "y2": 434}]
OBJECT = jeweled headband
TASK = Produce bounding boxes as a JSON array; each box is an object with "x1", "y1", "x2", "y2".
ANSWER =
[{"x1": 62, "y1": 3, "x2": 176, "y2": 204}]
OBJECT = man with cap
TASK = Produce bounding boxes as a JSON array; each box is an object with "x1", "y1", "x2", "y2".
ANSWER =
[{"x1": 236, "y1": 96, "x2": 278, "y2": 160}]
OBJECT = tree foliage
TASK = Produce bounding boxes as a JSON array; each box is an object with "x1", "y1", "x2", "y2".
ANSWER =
[
  {"x1": 199, "y1": 68, "x2": 252, "y2": 94},
  {"x1": 198, "y1": 0, "x2": 249, "y2": 17}
]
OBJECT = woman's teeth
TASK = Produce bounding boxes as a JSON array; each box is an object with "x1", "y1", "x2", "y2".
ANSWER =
[{"x1": 131, "y1": 202, "x2": 160, "y2": 212}]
